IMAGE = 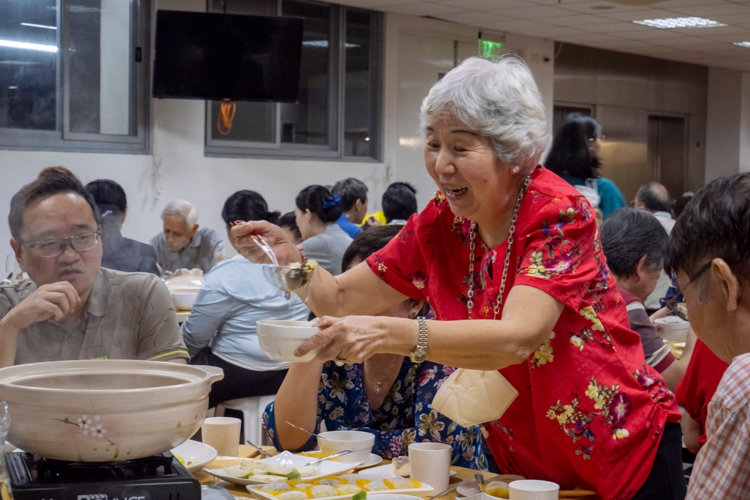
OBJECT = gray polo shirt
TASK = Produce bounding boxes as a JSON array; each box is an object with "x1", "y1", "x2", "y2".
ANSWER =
[
  {"x1": 0, "y1": 268, "x2": 189, "y2": 365},
  {"x1": 150, "y1": 226, "x2": 223, "y2": 274},
  {"x1": 299, "y1": 224, "x2": 353, "y2": 276}
]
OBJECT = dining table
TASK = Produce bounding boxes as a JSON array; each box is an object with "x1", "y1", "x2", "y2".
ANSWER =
[{"x1": 195, "y1": 445, "x2": 477, "y2": 499}]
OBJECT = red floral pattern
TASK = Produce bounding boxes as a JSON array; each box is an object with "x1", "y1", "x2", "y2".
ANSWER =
[{"x1": 366, "y1": 166, "x2": 680, "y2": 500}]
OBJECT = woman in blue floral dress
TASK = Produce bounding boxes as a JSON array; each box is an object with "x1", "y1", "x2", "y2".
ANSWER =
[{"x1": 263, "y1": 226, "x2": 485, "y2": 469}]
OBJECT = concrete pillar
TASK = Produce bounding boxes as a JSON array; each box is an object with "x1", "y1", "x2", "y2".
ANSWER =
[{"x1": 705, "y1": 66, "x2": 750, "y2": 182}]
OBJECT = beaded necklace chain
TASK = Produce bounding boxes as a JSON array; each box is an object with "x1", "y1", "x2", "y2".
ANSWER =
[{"x1": 466, "y1": 176, "x2": 531, "y2": 320}]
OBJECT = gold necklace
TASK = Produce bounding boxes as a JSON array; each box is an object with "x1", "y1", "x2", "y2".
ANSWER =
[
  {"x1": 466, "y1": 176, "x2": 531, "y2": 320},
  {"x1": 366, "y1": 355, "x2": 401, "y2": 395}
]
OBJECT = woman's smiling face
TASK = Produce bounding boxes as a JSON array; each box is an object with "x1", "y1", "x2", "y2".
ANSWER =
[{"x1": 424, "y1": 114, "x2": 512, "y2": 223}]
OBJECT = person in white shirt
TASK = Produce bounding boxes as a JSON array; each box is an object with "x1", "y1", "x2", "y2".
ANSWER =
[
  {"x1": 181, "y1": 190, "x2": 309, "y2": 408},
  {"x1": 634, "y1": 181, "x2": 675, "y2": 313}
]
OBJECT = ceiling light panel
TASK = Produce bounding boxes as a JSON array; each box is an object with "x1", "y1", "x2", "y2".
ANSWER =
[{"x1": 633, "y1": 17, "x2": 727, "y2": 29}]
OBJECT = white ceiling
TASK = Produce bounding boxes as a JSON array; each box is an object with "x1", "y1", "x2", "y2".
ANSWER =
[{"x1": 344, "y1": 0, "x2": 750, "y2": 71}]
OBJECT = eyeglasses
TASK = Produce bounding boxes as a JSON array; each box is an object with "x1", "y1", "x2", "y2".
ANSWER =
[
  {"x1": 19, "y1": 231, "x2": 101, "y2": 258},
  {"x1": 667, "y1": 260, "x2": 713, "y2": 320}
]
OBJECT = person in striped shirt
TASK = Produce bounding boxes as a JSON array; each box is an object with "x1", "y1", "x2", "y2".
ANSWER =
[
  {"x1": 601, "y1": 208, "x2": 695, "y2": 391},
  {"x1": 664, "y1": 173, "x2": 750, "y2": 499}
]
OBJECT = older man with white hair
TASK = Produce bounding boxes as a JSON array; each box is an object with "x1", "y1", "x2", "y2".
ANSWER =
[{"x1": 150, "y1": 200, "x2": 223, "y2": 274}]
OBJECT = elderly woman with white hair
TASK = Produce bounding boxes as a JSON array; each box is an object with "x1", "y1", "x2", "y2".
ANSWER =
[
  {"x1": 150, "y1": 199, "x2": 223, "y2": 274},
  {"x1": 233, "y1": 57, "x2": 684, "y2": 499}
]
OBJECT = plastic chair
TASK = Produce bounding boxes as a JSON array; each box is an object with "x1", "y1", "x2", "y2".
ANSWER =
[{"x1": 216, "y1": 395, "x2": 276, "y2": 446}]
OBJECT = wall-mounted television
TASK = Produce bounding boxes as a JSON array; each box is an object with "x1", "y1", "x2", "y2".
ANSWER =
[{"x1": 152, "y1": 10, "x2": 303, "y2": 102}]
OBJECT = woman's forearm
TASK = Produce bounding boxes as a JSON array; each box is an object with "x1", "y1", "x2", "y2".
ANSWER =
[
  {"x1": 272, "y1": 361, "x2": 325, "y2": 450},
  {"x1": 305, "y1": 285, "x2": 564, "y2": 371},
  {"x1": 299, "y1": 263, "x2": 409, "y2": 318}
]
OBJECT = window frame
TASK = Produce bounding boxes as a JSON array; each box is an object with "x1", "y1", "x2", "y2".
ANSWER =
[
  {"x1": 0, "y1": 0, "x2": 151, "y2": 154},
  {"x1": 204, "y1": 0, "x2": 382, "y2": 162}
]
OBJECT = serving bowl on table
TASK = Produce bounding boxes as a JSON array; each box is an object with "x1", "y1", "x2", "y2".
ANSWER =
[
  {"x1": 257, "y1": 320, "x2": 321, "y2": 362},
  {"x1": 170, "y1": 288, "x2": 201, "y2": 311},
  {"x1": 0, "y1": 360, "x2": 223, "y2": 462},
  {"x1": 318, "y1": 430, "x2": 375, "y2": 464},
  {"x1": 655, "y1": 316, "x2": 690, "y2": 342}
]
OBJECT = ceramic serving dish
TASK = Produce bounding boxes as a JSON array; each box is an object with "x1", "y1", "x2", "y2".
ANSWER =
[{"x1": 0, "y1": 360, "x2": 223, "y2": 462}]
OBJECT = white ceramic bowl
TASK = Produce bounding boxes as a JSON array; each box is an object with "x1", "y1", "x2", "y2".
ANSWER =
[
  {"x1": 256, "y1": 320, "x2": 320, "y2": 362},
  {"x1": 170, "y1": 288, "x2": 200, "y2": 311},
  {"x1": 0, "y1": 360, "x2": 223, "y2": 462},
  {"x1": 171, "y1": 439, "x2": 218, "y2": 472},
  {"x1": 655, "y1": 316, "x2": 690, "y2": 342},
  {"x1": 318, "y1": 430, "x2": 375, "y2": 464}
]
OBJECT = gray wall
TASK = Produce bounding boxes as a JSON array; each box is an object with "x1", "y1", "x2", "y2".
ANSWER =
[{"x1": 553, "y1": 43, "x2": 707, "y2": 202}]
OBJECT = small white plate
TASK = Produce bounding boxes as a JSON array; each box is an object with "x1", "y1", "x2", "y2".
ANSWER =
[
  {"x1": 246, "y1": 473, "x2": 434, "y2": 500},
  {"x1": 360, "y1": 464, "x2": 456, "y2": 478},
  {"x1": 171, "y1": 440, "x2": 218, "y2": 472},
  {"x1": 204, "y1": 450, "x2": 357, "y2": 486},
  {"x1": 353, "y1": 453, "x2": 383, "y2": 470}
]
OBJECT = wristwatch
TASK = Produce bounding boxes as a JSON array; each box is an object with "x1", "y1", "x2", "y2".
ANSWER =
[{"x1": 410, "y1": 316, "x2": 428, "y2": 363}]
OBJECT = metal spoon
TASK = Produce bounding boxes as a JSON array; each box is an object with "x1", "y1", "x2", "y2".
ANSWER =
[
  {"x1": 251, "y1": 234, "x2": 279, "y2": 267},
  {"x1": 427, "y1": 481, "x2": 466, "y2": 499},
  {"x1": 246, "y1": 440, "x2": 273, "y2": 458},
  {"x1": 304, "y1": 448, "x2": 357, "y2": 466},
  {"x1": 284, "y1": 421, "x2": 328, "y2": 439},
  {"x1": 474, "y1": 472, "x2": 485, "y2": 491}
]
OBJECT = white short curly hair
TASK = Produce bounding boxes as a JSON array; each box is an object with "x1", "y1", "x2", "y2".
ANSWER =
[{"x1": 420, "y1": 56, "x2": 549, "y2": 174}]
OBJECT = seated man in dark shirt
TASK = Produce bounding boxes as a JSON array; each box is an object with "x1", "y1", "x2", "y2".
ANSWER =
[
  {"x1": 85, "y1": 179, "x2": 159, "y2": 275},
  {"x1": 600, "y1": 208, "x2": 694, "y2": 391}
]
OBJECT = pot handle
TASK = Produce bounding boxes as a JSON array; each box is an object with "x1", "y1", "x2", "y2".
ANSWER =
[{"x1": 196, "y1": 365, "x2": 225, "y2": 383}]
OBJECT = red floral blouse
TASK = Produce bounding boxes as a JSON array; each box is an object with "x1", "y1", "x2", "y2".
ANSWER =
[{"x1": 366, "y1": 166, "x2": 681, "y2": 500}]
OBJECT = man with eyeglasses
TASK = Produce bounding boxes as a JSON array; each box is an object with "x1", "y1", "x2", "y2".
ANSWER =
[
  {"x1": 0, "y1": 167, "x2": 189, "y2": 368},
  {"x1": 664, "y1": 173, "x2": 750, "y2": 499}
]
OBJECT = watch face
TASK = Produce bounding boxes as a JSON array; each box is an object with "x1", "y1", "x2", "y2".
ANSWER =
[{"x1": 412, "y1": 349, "x2": 427, "y2": 363}]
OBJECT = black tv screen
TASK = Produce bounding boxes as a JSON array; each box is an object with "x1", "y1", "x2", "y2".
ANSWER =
[{"x1": 152, "y1": 10, "x2": 303, "y2": 102}]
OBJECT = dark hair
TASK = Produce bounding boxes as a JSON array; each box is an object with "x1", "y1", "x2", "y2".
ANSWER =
[
  {"x1": 279, "y1": 211, "x2": 302, "y2": 241},
  {"x1": 544, "y1": 113, "x2": 601, "y2": 180},
  {"x1": 295, "y1": 185, "x2": 343, "y2": 224},
  {"x1": 9, "y1": 166, "x2": 101, "y2": 239},
  {"x1": 341, "y1": 224, "x2": 403, "y2": 272},
  {"x1": 600, "y1": 208, "x2": 668, "y2": 278},
  {"x1": 332, "y1": 178, "x2": 368, "y2": 212},
  {"x1": 382, "y1": 182, "x2": 418, "y2": 223},
  {"x1": 85, "y1": 179, "x2": 127, "y2": 219},
  {"x1": 342, "y1": 225, "x2": 430, "y2": 316},
  {"x1": 665, "y1": 173, "x2": 750, "y2": 287},
  {"x1": 221, "y1": 190, "x2": 280, "y2": 225},
  {"x1": 636, "y1": 182, "x2": 672, "y2": 213}
]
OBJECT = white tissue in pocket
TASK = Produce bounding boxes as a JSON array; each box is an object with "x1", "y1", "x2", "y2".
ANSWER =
[{"x1": 432, "y1": 369, "x2": 518, "y2": 427}]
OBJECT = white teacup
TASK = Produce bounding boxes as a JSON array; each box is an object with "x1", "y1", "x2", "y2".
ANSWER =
[
  {"x1": 508, "y1": 480, "x2": 559, "y2": 500},
  {"x1": 408, "y1": 442, "x2": 451, "y2": 492},
  {"x1": 201, "y1": 417, "x2": 241, "y2": 456}
]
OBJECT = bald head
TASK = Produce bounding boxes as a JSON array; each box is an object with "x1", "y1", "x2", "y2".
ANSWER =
[{"x1": 635, "y1": 182, "x2": 671, "y2": 213}]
